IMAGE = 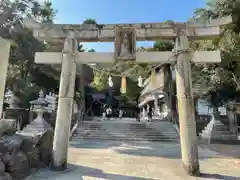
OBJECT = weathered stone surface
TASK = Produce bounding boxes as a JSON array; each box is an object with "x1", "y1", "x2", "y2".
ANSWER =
[
  {"x1": 35, "y1": 52, "x2": 115, "y2": 64},
  {"x1": 0, "y1": 172, "x2": 12, "y2": 180},
  {"x1": 0, "y1": 139, "x2": 9, "y2": 155},
  {"x1": 37, "y1": 130, "x2": 54, "y2": 166},
  {"x1": 0, "y1": 119, "x2": 17, "y2": 137},
  {"x1": 5, "y1": 151, "x2": 29, "y2": 179},
  {"x1": 4, "y1": 109, "x2": 29, "y2": 130},
  {"x1": 25, "y1": 147, "x2": 40, "y2": 168},
  {"x1": 0, "y1": 160, "x2": 5, "y2": 173},
  {"x1": 0, "y1": 126, "x2": 54, "y2": 179},
  {"x1": 23, "y1": 16, "x2": 232, "y2": 42},
  {"x1": 2, "y1": 152, "x2": 13, "y2": 166},
  {"x1": 22, "y1": 116, "x2": 52, "y2": 134},
  {"x1": 0, "y1": 37, "x2": 10, "y2": 119},
  {"x1": 2, "y1": 134, "x2": 24, "y2": 153},
  {"x1": 21, "y1": 138, "x2": 41, "y2": 168}
]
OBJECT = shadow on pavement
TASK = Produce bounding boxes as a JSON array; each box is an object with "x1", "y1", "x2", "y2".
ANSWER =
[
  {"x1": 200, "y1": 173, "x2": 239, "y2": 180},
  {"x1": 25, "y1": 163, "x2": 158, "y2": 180},
  {"x1": 70, "y1": 140, "x2": 220, "y2": 160},
  {"x1": 25, "y1": 163, "x2": 240, "y2": 180},
  {"x1": 60, "y1": 163, "x2": 158, "y2": 180}
]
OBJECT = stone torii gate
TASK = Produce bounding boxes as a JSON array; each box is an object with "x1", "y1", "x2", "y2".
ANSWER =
[{"x1": 23, "y1": 16, "x2": 231, "y2": 176}]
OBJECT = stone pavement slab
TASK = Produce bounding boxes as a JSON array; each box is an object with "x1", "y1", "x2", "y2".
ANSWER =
[{"x1": 24, "y1": 141, "x2": 240, "y2": 180}]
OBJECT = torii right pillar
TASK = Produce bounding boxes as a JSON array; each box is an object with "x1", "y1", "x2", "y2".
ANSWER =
[
  {"x1": 175, "y1": 30, "x2": 200, "y2": 176},
  {"x1": 0, "y1": 37, "x2": 10, "y2": 118}
]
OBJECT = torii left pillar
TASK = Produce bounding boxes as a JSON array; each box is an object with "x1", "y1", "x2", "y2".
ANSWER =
[
  {"x1": 0, "y1": 37, "x2": 10, "y2": 118},
  {"x1": 51, "y1": 31, "x2": 77, "y2": 170},
  {"x1": 175, "y1": 31, "x2": 199, "y2": 176}
]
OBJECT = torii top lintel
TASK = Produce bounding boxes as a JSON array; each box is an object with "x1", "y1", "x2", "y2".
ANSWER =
[{"x1": 23, "y1": 16, "x2": 232, "y2": 42}]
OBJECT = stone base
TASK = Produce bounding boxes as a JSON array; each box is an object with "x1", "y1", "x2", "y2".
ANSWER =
[
  {"x1": 22, "y1": 117, "x2": 52, "y2": 134},
  {"x1": 183, "y1": 163, "x2": 200, "y2": 177},
  {"x1": 50, "y1": 161, "x2": 67, "y2": 171}
]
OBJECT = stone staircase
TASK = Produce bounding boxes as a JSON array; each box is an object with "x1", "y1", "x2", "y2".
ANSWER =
[
  {"x1": 71, "y1": 119, "x2": 179, "y2": 142},
  {"x1": 199, "y1": 115, "x2": 238, "y2": 143}
]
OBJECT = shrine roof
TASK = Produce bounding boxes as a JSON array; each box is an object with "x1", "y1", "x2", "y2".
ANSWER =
[{"x1": 140, "y1": 70, "x2": 165, "y2": 97}]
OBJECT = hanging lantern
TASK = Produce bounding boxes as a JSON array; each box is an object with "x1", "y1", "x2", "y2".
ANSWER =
[
  {"x1": 121, "y1": 75, "x2": 127, "y2": 94},
  {"x1": 108, "y1": 76, "x2": 113, "y2": 87},
  {"x1": 138, "y1": 76, "x2": 143, "y2": 87}
]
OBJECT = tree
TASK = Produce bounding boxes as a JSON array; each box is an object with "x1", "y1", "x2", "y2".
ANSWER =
[
  {"x1": 1, "y1": 0, "x2": 57, "y2": 108},
  {"x1": 83, "y1": 18, "x2": 97, "y2": 24},
  {"x1": 192, "y1": 0, "x2": 240, "y2": 113}
]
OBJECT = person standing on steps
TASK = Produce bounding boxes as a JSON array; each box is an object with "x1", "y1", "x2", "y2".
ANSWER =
[
  {"x1": 119, "y1": 109, "x2": 123, "y2": 120},
  {"x1": 135, "y1": 95, "x2": 141, "y2": 122},
  {"x1": 147, "y1": 105, "x2": 153, "y2": 122},
  {"x1": 101, "y1": 105, "x2": 107, "y2": 121},
  {"x1": 106, "y1": 106, "x2": 112, "y2": 120}
]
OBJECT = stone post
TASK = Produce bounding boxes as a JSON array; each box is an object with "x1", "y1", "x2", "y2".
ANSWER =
[
  {"x1": 154, "y1": 95, "x2": 158, "y2": 115},
  {"x1": 175, "y1": 31, "x2": 200, "y2": 176},
  {"x1": 28, "y1": 105, "x2": 34, "y2": 123},
  {"x1": 79, "y1": 65, "x2": 85, "y2": 112},
  {"x1": 52, "y1": 31, "x2": 77, "y2": 170},
  {"x1": 5, "y1": 90, "x2": 23, "y2": 130},
  {"x1": 226, "y1": 101, "x2": 237, "y2": 135},
  {"x1": 0, "y1": 38, "x2": 10, "y2": 118}
]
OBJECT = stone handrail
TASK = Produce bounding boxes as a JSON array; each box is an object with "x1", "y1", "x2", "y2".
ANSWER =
[{"x1": 69, "y1": 110, "x2": 83, "y2": 139}]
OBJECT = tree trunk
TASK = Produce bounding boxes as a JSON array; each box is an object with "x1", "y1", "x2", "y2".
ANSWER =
[
  {"x1": 194, "y1": 97, "x2": 199, "y2": 120},
  {"x1": 163, "y1": 64, "x2": 177, "y2": 123},
  {"x1": 226, "y1": 101, "x2": 237, "y2": 134}
]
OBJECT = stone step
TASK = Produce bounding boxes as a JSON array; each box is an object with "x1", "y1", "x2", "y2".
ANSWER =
[
  {"x1": 75, "y1": 129, "x2": 177, "y2": 132},
  {"x1": 214, "y1": 127, "x2": 229, "y2": 131},
  {"x1": 71, "y1": 136, "x2": 178, "y2": 142},
  {"x1": 75, "y1": 128, "x2": 178, "y2": 132},
  {"x1": 72, "y1": 119, "x2": 179, "y2": 142},
  {"x1": 72, "y1": 133, "x2": 178, "y2": 138},
  {"x1": 199, "y1": 118, "x2": 236, "y2": 143},
  {"x1": 76, "y1": 126, "x2": 177, "y2": 129},
  {"x1": 74, "y1": 133, "x2": 178, "y2": 137},
  {"x1": 75, "y1": 134, "x2": 178, "y2": 137},
  {"x1": 78, "y1": 126, "x2": 176, "y2": 131}
]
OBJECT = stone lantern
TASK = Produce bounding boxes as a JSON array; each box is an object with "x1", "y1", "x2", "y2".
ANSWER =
[
  {"x1": 4, "y1": 90, "x2": 24, "y2": 130},
  {"x1": 23, "y1": 90, "x2": 52, "y2": 134}
]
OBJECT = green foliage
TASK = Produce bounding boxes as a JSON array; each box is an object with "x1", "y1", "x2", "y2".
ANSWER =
[
  {"x1": 83, "y1": 18, "x2": 97, "y2": 24},
  {"x1": 123, "y1": 79, "x2": 141, "y2": 103},
  {"x1": 90, "y1": 71, "x2": 107, "y2": 91},
  {"x1": 153, "y1": 41, "x2": 174, "y2": 51},
  {"x1": 1, "y1": 0, "x2": 58, "y2": 108},
  {"x1": 192, "y1": 0, "x2": 240, "y2": 107}
]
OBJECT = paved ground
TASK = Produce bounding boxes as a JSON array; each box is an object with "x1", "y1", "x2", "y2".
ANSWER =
[
  {"x1": 24, "y1": 140, "x2": 240, "y2": 180},
  {"x1": 199, "y1": 144, "x2": 240, "y2": 158}
]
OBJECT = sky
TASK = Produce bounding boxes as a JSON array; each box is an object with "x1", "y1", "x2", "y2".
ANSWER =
[{"x1": 49, "y1": 0, "x2": 205, "y2": 52}]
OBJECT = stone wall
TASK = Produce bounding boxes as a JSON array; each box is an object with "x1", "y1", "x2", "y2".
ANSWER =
[
  {"x1": 0, "y1": 119, "x2": 54, "y2": 180},
  {"x1": 4, "y1": 109, "x2": 29, "y2": 130}
]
